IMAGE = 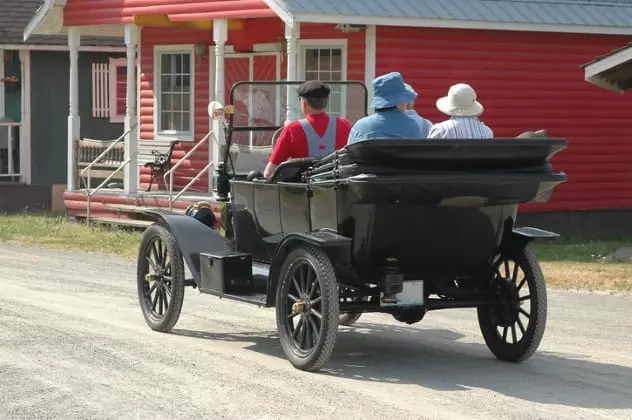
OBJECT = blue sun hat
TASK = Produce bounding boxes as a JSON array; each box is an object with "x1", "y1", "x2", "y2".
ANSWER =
[{"x1": 371, "y1": 72, "x2": 417, "y2": 110}]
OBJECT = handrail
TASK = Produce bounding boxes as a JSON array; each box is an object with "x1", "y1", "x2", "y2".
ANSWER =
[
  {"x1": 81, "y1": 123, "x2": 137, "y2": 224},
  {"x1": 163, "y1": 129, "x2": 217, "y2": 210},
  {"x1": 80, "y1": 124, "x2": 136, "y2": 178}
]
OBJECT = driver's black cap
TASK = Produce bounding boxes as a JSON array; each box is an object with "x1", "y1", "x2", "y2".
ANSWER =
[{"x1": 297, "y1": 80, "x2": 331, "y2": 99}]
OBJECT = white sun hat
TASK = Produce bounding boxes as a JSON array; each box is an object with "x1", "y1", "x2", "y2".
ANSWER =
[{"x1": 436, "y1": 83, "x2": 484, "y2": 117}]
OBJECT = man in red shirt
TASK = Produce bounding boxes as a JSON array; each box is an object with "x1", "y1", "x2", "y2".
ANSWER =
[{"x1": 263, "y1": 81, "x2": 352, "y2": 178}]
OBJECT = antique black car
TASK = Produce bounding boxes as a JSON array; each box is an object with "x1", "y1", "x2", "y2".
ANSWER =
[{"x1": 136, "y1": 81, "x2": 568, "y2": 371}]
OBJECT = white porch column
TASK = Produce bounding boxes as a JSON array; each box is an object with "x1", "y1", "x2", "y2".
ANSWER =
[
  {"x1": 124, "y1": 24, "x2": 139, "y2": 194},
  {"x1": 0, "y1": 48, "x2": 5, "y2": 118},
  {"x1": 19, "y1": 50, "x2": 32, "y2": 184},
  {"x1": 285, "y1": 21, "x2": 300, "y2": 122},
  {"x1": 364, "y1": 25, "x2": 377, "y2": 115},
  {"x1": 212, "y1": 18, "x2": 228, "y2": 191},
  {"x1": 67, "y1": 28, "x2": 80, "y2": 191}
]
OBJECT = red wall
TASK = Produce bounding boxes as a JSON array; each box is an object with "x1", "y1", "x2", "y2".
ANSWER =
[
  {"x1": 376, "y1": 27, "x2": 632, "y2": 213},
  {"x1": 139, "y1": 27, "x2": 212, "y2": 191},
  {"x1": 64, "y1": 0, "x2": 273, "y2": 26},
  {"x1": 139, "y1": 20, "x2": 365, "y2": 191}
]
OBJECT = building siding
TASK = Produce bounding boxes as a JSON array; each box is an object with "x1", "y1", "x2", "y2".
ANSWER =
[
  {"x1": 139, "y1": 20, "x2": 365, "y2": 191},
  {"x1": 376, "y1": 27, "x2": 632, "y2": 213},
  {"x1": 63, "y1": 0, "x2": 273, "y2": 26},
  {"x1": 30, "y1": 51, "x2": 125, "y2": 185}
]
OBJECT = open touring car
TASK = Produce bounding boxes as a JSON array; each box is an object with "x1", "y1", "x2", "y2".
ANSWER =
[{"x1": 136, "y1": 80, "x2": 567, "y2": 371}]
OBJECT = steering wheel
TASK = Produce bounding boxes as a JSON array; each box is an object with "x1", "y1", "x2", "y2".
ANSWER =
[{"x1": 266, "y1": 158, "x2": 316, "y2": 184}]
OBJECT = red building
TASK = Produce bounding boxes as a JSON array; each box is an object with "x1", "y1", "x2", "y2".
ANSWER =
[{"x1": 23, "y1": 0, "x2": 632, "y2": 238}]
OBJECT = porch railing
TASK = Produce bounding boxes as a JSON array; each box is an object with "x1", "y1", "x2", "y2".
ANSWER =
[
  {"x1": 163, "y1": 128, "x2": 218, "y2": 211},
  {"x1": 0, "y1": 121, "x2": 21, "y2": 181},
  {"x1": 79, "y1": 124, "x2": 137, "y2": 223}
]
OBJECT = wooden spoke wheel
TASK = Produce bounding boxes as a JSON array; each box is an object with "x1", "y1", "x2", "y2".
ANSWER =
[
  {"x1": 137, "y1": 224, "x2": 185, "y2": 332},
  {"x1": 478, "y1": 246, "x2": 547, "y2": 362},
  {"x1": 276, "y1": 245, "x2": 339, "y2": 371}
]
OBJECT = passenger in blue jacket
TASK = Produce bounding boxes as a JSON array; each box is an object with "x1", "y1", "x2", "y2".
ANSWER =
[{"x1": 348, "y1": 72, "x2": 423, "y2": 144}]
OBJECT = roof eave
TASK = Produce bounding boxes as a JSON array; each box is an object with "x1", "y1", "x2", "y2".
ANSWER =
[
  {"x1": 23, "y1": 0, "x2": 67, "y2": 41},
  {"x1": 287, "y1": 12, "x2": 632, "y2": 35},
  {"x1": 262, "y1": 0, "x2": 295, "y2": 25},
  {"x1": 582, "y1": 46, "x2": 632, "y2": 94}
]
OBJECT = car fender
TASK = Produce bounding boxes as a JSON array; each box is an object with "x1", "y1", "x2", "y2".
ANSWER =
[
  {"x1": 501, "y1": 226, "x2": 559, "y2": 257},
  {"x1": 144, "y1": 209, "x2": 232, "y2": 286},
  {"x1": 265, "y1": 230, "x2": 352, "y2": 307}
]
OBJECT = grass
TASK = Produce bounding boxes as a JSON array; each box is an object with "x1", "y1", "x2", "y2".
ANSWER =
[{"x1": 0, "y1": 213, "x2": 631, "y2": 292}]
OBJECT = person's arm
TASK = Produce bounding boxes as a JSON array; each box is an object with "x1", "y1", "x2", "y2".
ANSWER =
[
  {"x1": 264, "y1": 126, "x2": 292, "y2": 177},
  {"x1": 427, "y1": 123, "x2": 445, "y2": 139}
]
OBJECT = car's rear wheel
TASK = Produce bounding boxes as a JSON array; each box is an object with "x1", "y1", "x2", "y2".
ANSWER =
[
  {"x1": 137, "y1": 223, "x2": 185, "y2": 332},
  {"x1": 478, "y1": 246, "x2": 546, "y2": 362},
  {"x1": 276, "y1": 245, "x2": 339, "y2": 371}
]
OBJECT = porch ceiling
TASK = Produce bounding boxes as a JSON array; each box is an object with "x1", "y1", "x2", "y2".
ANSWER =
[
  {"x1": 582, "y1": 43, "x2": 632, "y2": 94},
  {"x1": 132, "y1": 15, "x2": 245, "y2": 31}
]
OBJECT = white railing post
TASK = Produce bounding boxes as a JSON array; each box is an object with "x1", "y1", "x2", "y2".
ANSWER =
[
  {"x1": 67, "y1": 27, "x2": 81, "y2": 192},
  {"x1": 285, "y1": 21, "x2": 300, "y2": 122},
  {"x1": 124, "y1": 24, "x2": 139, "y2": 194}
]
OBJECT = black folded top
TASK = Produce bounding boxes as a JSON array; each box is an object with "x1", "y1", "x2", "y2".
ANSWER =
[{"x1": 313, "y1": 138, "x2": 568, "y2": 172}]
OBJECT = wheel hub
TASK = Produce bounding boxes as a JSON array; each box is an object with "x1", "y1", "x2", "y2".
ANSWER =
[
  {"x1": 494, "y1": 277, "x2": 520, "y2": 327},
  {"x1": 291, "y1": 298, "x2": 311, "y2": 315}
]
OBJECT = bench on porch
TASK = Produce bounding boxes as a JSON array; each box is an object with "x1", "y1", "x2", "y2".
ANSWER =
[{"x1": 76, "y1": 138, "x2": 179, "y2": 191}]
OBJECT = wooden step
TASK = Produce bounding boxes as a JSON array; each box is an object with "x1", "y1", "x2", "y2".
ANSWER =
[
  {"x1": 102, "y1": 203, "x2": 187, "y2": 214},
  {"x1": 90, "y1": 216, "x2": 153, "y2": 229}
]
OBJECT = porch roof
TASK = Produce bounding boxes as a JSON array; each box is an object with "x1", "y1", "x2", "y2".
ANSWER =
[
  {"x1": 582, "y1": 42, "x2": 632, "y2": 93},
  {"x1": 4, "y1": 0, "x2": 121, "y2": 46},
  {"x1": 263, "y1": 0, "x2": 632, "y2": 34}
]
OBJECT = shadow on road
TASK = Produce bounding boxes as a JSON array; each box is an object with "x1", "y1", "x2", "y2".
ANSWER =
[{"x1": 170, "y1": 322, "x2": 632, "y2": 410}]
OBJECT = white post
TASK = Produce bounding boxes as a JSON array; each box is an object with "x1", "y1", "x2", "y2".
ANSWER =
[
  {"x1": 0, "y1": 48, "x2": 5, "y2": 119},
  {"x1": 285, "y1": 21, "x2": 300, "y2": 122},
  {"x1": 212, "y1": 18, "x2": 228, "y2": 192},
  {"x1": 67, "y1": 28, "x2": 81, "y2": 191},
  {"x1": 19, "y1": 50, "x2": 32, "y2": 183},
  {"x1": 124, "y1": 24, "x2": 139, "y2": 194},
  {"x1": 208, "y1": 43, "x2": 215, "y2": 192},
  {"x1": 364, "y1": 25, "x2": 377, "y2": 115}
]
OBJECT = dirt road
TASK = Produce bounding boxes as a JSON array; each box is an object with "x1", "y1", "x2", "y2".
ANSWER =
[{"x1": 1, "y1": 243, "x2": 631, "y2": 420}]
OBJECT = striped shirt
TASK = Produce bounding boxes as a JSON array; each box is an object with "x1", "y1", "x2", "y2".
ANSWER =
[{"x1": 428, "y1": 116, "x2": 493, "y2": 139}]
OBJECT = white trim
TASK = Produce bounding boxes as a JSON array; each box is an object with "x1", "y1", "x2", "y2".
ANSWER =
[
  {"x1": 297, "y1": 39, "x2": 348, "y2": 117},
  {"x1": 23, "y1": 0, "x2": 65, "y2": 41},
  {"x1": 19, "y1": 50, "x2": 32, "y2": 184},
  {"x1": 583, "y1": 46, "x2": 632, "y2": 81},
  {"x1": 153, "y1": 45, "x2": 196, "y2": 142},
  {"x1": 262, "y1": 0, "x2": 294, "y2": 26},
  {"x1": 108, "y1": 57, "x2": 126, "y2": 123},
  {"x1": 1, "y1": 44, "x2": 125, "y2": 53},
  {"x1": 364, "y1": 24, "x2": 376, "y2": 114},
  {"x1": 583, "y1": 46, "x2": 632, "y2": 93},
  {"x1": 289, "y1": 12, "x2": 632, "y2": 35}
]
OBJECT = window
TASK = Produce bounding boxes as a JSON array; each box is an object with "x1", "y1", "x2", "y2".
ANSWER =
[
  {"x1": 300, "y1": 43, "x2": 346, "y2": 117},
  {"x1": 91, "y1": 57, "x2": 126, "y2": 123},
  {"x1": 155, "y1": 48, "x2": 194, "y2": 140}
]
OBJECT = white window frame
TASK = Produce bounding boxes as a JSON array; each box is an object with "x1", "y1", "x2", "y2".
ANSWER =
[
  {"x1": 153, "y1": 45, "x2": 195, "y2": 142},
  {"x1": 297, "y1": 39, "x2": 348, "y2": 118},
  {"x1": 108, "y1": 57, "x2": 126, "y2": 123}
]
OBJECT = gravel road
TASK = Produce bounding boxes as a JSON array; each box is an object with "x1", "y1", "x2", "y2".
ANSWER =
[{"x1": 1, "y1": 243, "x2": 631, "y2": 420}]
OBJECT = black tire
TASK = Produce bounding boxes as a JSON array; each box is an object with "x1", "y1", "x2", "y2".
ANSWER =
[
  {"x1": 276, "y1": 245, "x2": 339, "y2": 371},
  {"x1": 137, "y1": 223, "x2": 185, "y2": 332},
  {"x1": 339, "y1": 312, "x2": 362, "y2": 326},
  {"x1": 477, "y1": 246, "x2": 546, "y2": 362}
]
